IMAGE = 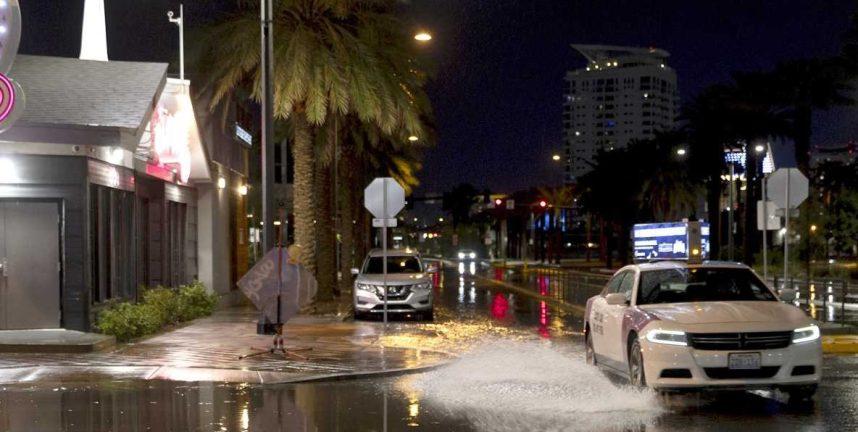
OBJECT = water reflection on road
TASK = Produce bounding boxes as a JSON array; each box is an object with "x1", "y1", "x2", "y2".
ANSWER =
[{"x1": 1, "y1": 267, "x2": 856, "y2": 431}]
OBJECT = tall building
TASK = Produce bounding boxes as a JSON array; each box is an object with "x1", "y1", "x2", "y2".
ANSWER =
[{"x1": 563, "y1": 45, "x2": 679, "y2": 183}]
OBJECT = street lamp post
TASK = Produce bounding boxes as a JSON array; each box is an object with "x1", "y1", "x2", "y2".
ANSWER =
[{"x1": 260, "y1": 0, "x2": 275, "y2": 253}]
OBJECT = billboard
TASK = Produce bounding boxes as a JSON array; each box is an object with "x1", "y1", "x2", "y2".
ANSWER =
[{"x1": 633, "y1": 222, "x2": 709, "y2": 262}]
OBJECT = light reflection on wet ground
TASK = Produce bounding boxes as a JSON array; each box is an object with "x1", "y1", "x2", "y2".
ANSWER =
[{"x1": 1, "y1": 268, "x2": 856, "y2": 431}]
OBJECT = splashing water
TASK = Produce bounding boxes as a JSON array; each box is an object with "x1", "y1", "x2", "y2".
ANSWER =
[{"x1": 411, "y1": 340, "x2": 664, "y2": 432}]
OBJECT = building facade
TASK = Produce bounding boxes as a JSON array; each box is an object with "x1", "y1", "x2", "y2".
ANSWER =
[
  {"x1": 0, "y1": 55, "x2": 248, "y2": 331},
  {"x1": 563, "y1": 44, "x2": 679, "y2": 183}
]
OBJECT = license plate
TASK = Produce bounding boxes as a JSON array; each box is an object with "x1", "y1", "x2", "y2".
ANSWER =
[{"x1": 728, "y1": 352, "x2": 761, "y2": 370}]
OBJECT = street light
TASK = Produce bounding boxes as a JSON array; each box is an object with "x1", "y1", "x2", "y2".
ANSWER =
[{"x1": 414, "y1": 31, "x2": 432, "y2": 42}]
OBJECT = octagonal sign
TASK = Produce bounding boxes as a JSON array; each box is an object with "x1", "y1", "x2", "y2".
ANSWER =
[
  {"x1": 364, "y1": 177, "x2": 405, "y2": 219},
  {"x1": 767, "y1": 168, "x2": 808, "y2": 209}
]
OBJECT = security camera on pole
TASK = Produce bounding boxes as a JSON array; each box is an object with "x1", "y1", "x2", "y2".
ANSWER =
[
  {"x1": 364, "y1": 178, "x2": 406, "y2": 324},
  {"x1": 766, "y1": 168, "x2": 809, "y2": 291}
]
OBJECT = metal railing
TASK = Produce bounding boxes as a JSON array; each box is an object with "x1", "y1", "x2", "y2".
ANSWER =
[{"x1": 772, "y1": 276, "x2": 856, "y2": 326}]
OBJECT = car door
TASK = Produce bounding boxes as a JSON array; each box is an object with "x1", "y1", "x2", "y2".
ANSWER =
[
  {"x1": 589, "y1": 271, "x2": 626, "y2": 359},
  {"x1": 602, "y1": 270, "x2": 636, "y2": 364}
]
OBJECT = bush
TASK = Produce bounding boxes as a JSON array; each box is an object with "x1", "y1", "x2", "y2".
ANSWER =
[
  {"x1": 96, "y1": 280, "x2": 218, "y2": 342},
  {"x1": 177, "y1": 280, "x2": 219, "y2": 321},
  {"x1": 142, "y1": 286, "x2": 181, "y2": 325},
  {"x1": 96, "y1": 302, "x2": 162, "y2": 342}
]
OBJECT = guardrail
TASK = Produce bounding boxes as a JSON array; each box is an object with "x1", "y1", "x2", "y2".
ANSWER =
[{"x1": 772, "y1": 276, "x2": 857, "y2": 326}]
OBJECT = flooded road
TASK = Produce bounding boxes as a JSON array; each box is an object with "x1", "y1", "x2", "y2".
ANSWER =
[{"x1": 1, "y1": 266, "x2": 857, "y2": 431}]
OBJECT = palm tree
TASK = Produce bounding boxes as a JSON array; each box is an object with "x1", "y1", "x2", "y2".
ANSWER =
[
  {"x1": 200, "y1": 0, "x2": 432, "y2": 299},
  {"x1": 767, "y1": 59, "x2": 853, "y2": 172}
]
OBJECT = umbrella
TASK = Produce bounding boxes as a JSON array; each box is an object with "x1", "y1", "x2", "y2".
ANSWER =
[{"x1": 238, "y1": 247, "x2": 317, "y2": 324}]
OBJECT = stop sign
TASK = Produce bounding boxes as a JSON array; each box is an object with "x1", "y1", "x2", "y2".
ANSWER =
[
  {"x1": 364, "y1": 177, "x2": 406, "y2": 219},
  {"x1": 766, "y1": 168, "x2": 808, "y2": 209}
]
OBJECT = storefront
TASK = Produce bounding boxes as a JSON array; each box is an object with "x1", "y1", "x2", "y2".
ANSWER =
[{"x1": 0, "y1": 55, "x2": 245, "y2": 331}]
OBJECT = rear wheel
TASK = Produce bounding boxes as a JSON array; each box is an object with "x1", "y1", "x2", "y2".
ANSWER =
[
  {"x1": 629, "y1": 337, "x2": 646, "y2": 387},
  {"x1": 585, "y1": 331, "x2": 597, "y2": 365}
]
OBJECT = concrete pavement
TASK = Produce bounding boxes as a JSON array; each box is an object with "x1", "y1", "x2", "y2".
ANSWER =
[{"x1": 0, "y1": 307, "x2": 453, "y2": 385}]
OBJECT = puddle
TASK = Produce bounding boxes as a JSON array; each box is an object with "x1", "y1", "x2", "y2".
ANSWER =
[{"x1": 411, "y1": 340, "x2": 663, "y2": 431}]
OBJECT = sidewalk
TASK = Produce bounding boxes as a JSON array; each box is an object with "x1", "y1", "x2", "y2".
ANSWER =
[{"x1": 0, "y1": 307, "x2": 453, "y2": 385}]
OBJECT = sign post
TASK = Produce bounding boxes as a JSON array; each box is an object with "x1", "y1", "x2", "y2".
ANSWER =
[
  {"x1": 364, "y1": 178, "x2": 406, "y2": 324},
  {"x1": 767, "y1": 168, "x2": 809, "y2": 291}
]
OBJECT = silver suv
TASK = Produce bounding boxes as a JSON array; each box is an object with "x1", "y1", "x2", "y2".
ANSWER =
[{"x1": 352, "y1": 249, "x2": 435, "y2": 321}]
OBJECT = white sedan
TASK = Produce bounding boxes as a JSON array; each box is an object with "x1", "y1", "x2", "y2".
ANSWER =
[{"x1": 584, "y1": 261, "x2": 822, "y2": 402}]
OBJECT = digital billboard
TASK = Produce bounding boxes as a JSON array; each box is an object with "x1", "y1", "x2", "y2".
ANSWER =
[{"x1": 633, "y1": 222, "x2": 710, "y2": 262}]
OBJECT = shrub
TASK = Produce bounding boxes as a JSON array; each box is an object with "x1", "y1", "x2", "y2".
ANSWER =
[
  {"x1": 141, "y1": 286, "x2": 181, "y2": 325},
  {"x1": 96, "y1": 302, "x2": 163, "y2": 342},
  {"x1": 96, "y1": 281, "x2": 218, "y2": 342},
  {"x1": 177, "y1": 281, "x2": 219, "y2": 321}
]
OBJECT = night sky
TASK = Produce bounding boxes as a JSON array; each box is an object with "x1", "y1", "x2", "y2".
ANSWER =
[{"x1": 17, "y1": 1, "x2": 858, "y2": 194}]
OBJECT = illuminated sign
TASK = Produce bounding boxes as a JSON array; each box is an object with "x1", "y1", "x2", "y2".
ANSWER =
[
  {"x1": 633, "y1": 222, "x2": 710, "y2": 262},
  {"x1": 235, "y1": 123, "x2": 252, "y2": 146},
  {"x1": 0, "y1": 0, "x2": 22, "y2": 133},
  {"x1": 148, "y1": 86, "x2": 194, "y2": 183}
]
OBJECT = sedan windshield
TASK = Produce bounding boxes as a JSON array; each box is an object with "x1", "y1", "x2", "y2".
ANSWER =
[
  {"x1": 637, "y1": 268, "x2": 776, "y2": 305},
  {"x1": 363, "y1": 256, "x2": 422, "y2": 274}
]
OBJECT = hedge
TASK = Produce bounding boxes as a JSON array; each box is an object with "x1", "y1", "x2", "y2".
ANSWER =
[{"x1": 96, "y1": 281, "x2": 218, "y2": 342}]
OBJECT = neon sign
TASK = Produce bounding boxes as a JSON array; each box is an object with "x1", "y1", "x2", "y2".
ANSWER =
[{"x1": 0, "y1": 0, "x2": 22, "y2": 132}]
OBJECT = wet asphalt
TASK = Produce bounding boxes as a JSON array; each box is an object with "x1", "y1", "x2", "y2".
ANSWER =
[{"x1": 0, "y1": 265, "x2": 857, "y2": 432}]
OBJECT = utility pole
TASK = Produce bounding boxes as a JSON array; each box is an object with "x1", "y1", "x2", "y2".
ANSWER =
[{"x1": 260, "y1": 0, "x2": 275, "y2": 252}]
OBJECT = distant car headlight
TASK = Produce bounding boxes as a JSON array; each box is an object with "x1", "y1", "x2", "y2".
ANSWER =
[
  {"x1": 793, "y1": 325, "x2": 820, "y2": 344},
  {"x1": 469, "y1": 252, "x2": 476, "y2": 259},
  {"x1": 458, "y1": 252, "x2": 465, "y2": 259},
  {"x1": 646, "y1": 330, "x2": 687, "y2": 346}
]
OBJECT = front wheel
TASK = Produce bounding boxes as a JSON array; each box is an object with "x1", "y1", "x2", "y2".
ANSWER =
[
  {"x1": 585, "y1": 331, "x2": 597, "y2": 365},
  {"x1": 786, "y1": 384, "x2": 817, "y2": 404},
  {"x1": 628, "y1": 337, "x2": 646, "y2": 387}
]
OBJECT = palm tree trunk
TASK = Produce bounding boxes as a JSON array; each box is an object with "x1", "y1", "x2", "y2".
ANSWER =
[
  {"x1": 338, "y1": 145, "x2": 357, "y2": 294},
  {"x1": 315, "y1": 161, "x2": 337, "y2": 300},
  {"x1": 292, "y1": 116, "x2": 317, "y2": 278}
]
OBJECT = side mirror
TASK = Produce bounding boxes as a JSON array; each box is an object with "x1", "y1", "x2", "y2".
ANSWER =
[
  {"x1": 350, "y1": 268, "x2": 360, "y2": 276},
  {"x1": 780, "y1": 288, "x2": 798, "y2": 302},
  {"x1": 605, "y1": 293, "x2": 628, "y2": 306}
]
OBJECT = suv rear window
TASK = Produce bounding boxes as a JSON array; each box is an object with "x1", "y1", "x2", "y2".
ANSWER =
[
  {"x1": 637, "y1": 268, "x2": 776, "y2": 305},
  {"x1": 363, "y1": 256, "x2": 422, "y2": 274}
]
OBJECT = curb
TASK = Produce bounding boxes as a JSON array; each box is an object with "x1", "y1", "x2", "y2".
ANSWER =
[{"x1": 822, "y1": 335, "x2": 858, "y2": 354}]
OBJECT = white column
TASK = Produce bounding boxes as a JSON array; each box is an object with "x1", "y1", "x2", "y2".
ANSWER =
[{"x1": 80, "y1": 0, "x2": 108, "y2": 61}]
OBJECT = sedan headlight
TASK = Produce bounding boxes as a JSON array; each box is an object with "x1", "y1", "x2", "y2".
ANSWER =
[
  {"x1": 792, "y1": 325, "x2": 820, "y2": 344},
  {"x1": 646, "y1": 330, "x2": 687, "y2": 346},
  {"x1": 458, "y1": 252, "x2": 465, "y2": 259}
]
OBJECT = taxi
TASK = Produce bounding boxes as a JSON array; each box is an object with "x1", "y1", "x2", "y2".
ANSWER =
[{"x1": 584, "y1": 261, "x2": 822, "y2": 402}]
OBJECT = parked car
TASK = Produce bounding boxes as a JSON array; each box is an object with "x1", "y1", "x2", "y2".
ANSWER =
[
  {"x1": 584, "y1": 261, "x2": 822, "y2": 402},
  {"x1": 352, "y1": 249, "x2": 434, "y2": 321}
]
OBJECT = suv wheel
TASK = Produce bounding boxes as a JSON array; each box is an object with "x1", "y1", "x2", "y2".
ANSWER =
[
  {"x1": 629, "y1": 337, "x2": 646, "y2": 387},
  {"x1": 585, "y1": 331, "x2": 597, "y2": 365}
]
